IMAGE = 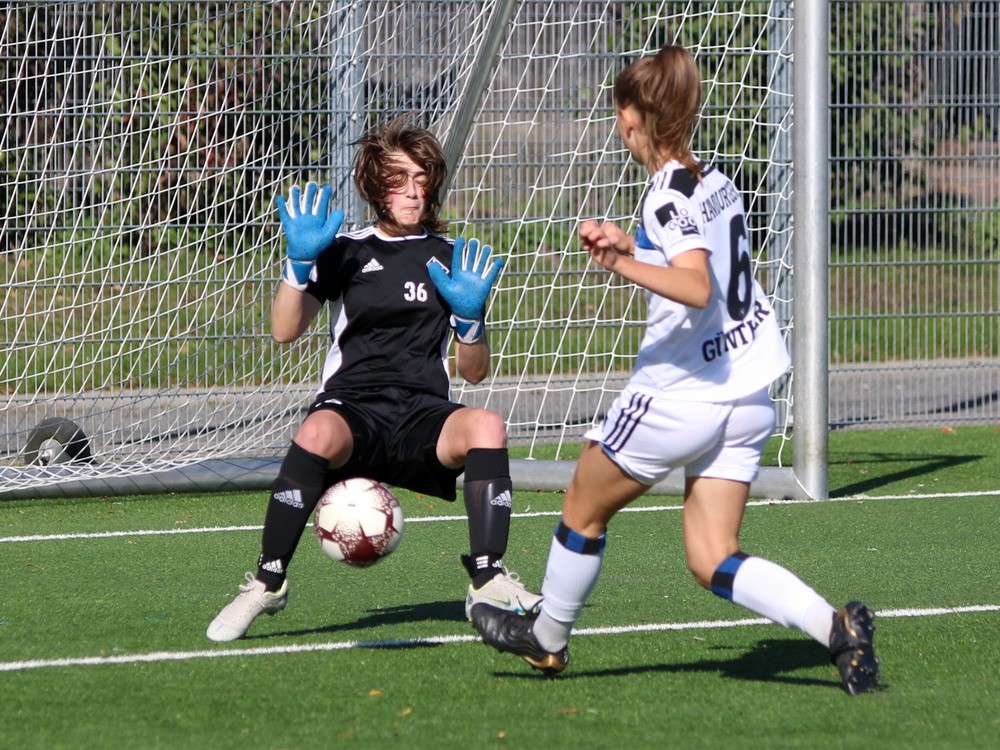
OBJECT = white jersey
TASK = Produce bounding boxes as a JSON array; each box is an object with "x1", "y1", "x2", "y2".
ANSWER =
[{"x1": 627, "y1": 160, "x2": 790, "y2": 401}]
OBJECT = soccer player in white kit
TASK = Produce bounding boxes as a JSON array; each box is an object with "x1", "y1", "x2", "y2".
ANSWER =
[{"x1": 472, "y1": 45, "x2": 880, "y2": 695}]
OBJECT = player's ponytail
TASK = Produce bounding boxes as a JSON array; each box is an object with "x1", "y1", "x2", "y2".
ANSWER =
[{"x1": 614, "y1": 45, "x2": 702, "y2": 177}]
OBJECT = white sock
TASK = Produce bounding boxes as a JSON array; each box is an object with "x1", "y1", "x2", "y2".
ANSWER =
[
  {"x1": 533, "y1": 523, "x2": 606, "y2": 650},
  {"x1": 533, "y1": 610, "x2": 573, "y2": 653},
  {"x1": 802, "y1": 598, "x2": 836, "y2": 647},
  {"x1": 729, "y1": 556, "x2": 835, "y2": 647}
]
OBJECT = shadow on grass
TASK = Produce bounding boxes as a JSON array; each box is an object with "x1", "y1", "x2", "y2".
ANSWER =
[
  {"x1": 249, "y1": 599, "x2": 467, "y2": 639},
  {"x1": 493, "y1": 638, "x2": 864, "y2": 693},
  {"x1": 832, "y1": 453, "x2": 981, "y2": 497},
  {"x1": 249, "y1": 617, "x2": 887, "y2": 694}
]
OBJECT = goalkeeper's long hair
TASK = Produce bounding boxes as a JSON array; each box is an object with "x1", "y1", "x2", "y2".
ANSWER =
[
  {"x1": 353, "y1": 114, "x2": 448, "y2": 236},
  {"x1": 613, "y1": 45, "x2": 702, "y2": 178}
]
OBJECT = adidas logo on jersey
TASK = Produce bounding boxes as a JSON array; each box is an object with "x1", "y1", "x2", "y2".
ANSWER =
[{"x1": 361, "y1": 257, "x2": 384, "y2": 273}]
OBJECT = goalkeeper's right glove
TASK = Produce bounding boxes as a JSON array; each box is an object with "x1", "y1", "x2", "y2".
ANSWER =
[{"x1": 274, "y1": 182, "x2": 345, "y2": 290}]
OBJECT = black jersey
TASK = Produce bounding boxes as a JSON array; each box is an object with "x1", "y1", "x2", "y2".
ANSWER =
[{"x1": 305, "y1": 225, "x2": 455, "y2": 398}]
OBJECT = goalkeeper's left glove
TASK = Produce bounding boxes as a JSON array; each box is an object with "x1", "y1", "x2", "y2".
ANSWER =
[
  {"x1": 426, "y1": 237, "x2": 504, "y2": 344},
  {"x1": 274, "y1": 182, "x2": 344, "y2": 290}
]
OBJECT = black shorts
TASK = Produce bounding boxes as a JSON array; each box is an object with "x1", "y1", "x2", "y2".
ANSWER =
[{"x1": 307, "y1": 385, "x2": 465, "y2": 500}]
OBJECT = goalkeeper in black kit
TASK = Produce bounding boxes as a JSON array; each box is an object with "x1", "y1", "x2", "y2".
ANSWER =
[{"x1": 207, "y1": 115, "x2": 541, "y2": 642}]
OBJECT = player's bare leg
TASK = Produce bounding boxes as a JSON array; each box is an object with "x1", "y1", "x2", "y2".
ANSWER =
[
  {"x1": 561, "y1": 441, "x2": 650, "y2": 536},
  {"x1": 680, "y1": 476, "x2": 747, "y2": 588}
]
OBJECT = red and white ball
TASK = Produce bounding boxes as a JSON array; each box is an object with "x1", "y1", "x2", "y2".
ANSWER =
[{"x1": 314, "y1": 478, "x2": 404, "y2": 567}]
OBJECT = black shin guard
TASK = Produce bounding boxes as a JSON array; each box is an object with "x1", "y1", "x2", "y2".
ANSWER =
[
  {"x1": 462, "y1": 448, "x2": 512, "y2": 586},
  {"x1": 258, "y1": 442, "x2": 329, "y2": 590}
]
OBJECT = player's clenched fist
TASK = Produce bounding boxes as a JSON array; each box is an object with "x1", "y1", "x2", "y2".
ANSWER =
[{"x1": 579, "y1": 219, "x2": 634, "y2": 271}]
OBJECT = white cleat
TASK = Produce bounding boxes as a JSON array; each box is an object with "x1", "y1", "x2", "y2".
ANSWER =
[
  {"x1": 207, "y1": 572, "x2": 289, "y2": 642},
  {"x1": 465, "y1": 566, "x2": 542, "y2": 620}
]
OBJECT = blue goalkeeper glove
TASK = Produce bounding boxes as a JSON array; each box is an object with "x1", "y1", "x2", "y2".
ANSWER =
[
  {"x1": 426, "y1": 237, "x2": 504, "y2": 344},
  {"x1": 274, "y1": 182, "x2": 345, "y2": 290}
]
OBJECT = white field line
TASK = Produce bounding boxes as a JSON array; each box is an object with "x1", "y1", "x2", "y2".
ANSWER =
[
  {"x1": 3, "y1": 489, "x2": 999, "y2": 545},
  {"x1": 1, "y1": 604, "x2": 997, "y2": 674}
]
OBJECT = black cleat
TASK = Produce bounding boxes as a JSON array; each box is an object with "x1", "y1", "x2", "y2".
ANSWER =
[
  {"x1": 471, "y1": 603, "x2": 569, "y2": 675},
  {"x1": 829, "y1": 601, "x2": 881, "y2": 695}
]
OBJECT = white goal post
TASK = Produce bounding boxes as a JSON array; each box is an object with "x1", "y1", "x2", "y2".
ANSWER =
[{"x1": 0, "y1": 1, "x2": 826, "y2": 500}]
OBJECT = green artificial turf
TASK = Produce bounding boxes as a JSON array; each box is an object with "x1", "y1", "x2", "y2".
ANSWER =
[{"x1": 1, "y1": 426, "x2": 998, "y2": 749}]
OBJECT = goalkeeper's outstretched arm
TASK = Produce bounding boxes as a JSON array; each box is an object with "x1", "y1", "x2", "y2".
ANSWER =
[
  {"x1": 455, "y1": 337, "x2": 490, "y2": 384},
  {"x1": 270, "y1": 181, "x2": 342, "y2": 342},
  {"x1": 271, "y1": 283, "x2": 323, "y2": 343}
]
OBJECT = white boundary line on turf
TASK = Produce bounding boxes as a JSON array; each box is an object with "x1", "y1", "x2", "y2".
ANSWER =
[
  {"x1": 3, "y1": 489, "x2": 999, "y2": 544},
  {"x1": 1, "y1": 604, "x2": 997, "y2": 674}
]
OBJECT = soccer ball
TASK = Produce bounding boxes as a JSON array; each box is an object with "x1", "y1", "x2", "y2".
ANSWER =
[{"x1": 314, "y1": 478, "x2": 404, "y2": 567}]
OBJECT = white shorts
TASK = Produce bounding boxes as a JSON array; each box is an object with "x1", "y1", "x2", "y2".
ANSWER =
[{"x1": 585, "y1": 385, "x2": 776, "y2": 486}]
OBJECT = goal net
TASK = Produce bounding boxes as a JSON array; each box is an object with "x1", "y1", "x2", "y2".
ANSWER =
[{"x1": 1, "y1": 1, "x2": 798, "y2": 498}]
